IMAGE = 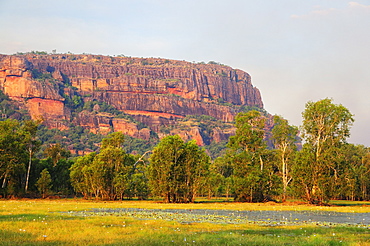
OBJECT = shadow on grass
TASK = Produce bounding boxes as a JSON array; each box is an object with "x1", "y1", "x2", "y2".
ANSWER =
[
  {"x1": 193, "y1": 199, "x2": 235, "y2": 204},
  {"x1": 0, "y1": 229, "x2": 60, "y2": 246},
  {"x1": 0, "y1": 213, "x2": 82, "y2": 222},
  {"x1": 330, "y1": 200, "x2": 370, "y2": 207},
  {"x1": 106, "y1": 226, "x2": 365, "y2": 246},
  {"x1": 1, "y1": 221, "x2": 367, "y2": 245}
]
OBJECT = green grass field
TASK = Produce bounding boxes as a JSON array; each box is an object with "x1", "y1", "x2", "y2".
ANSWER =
[{"x1": 1, "y1": 199, "x2": 370, "y2": 245}]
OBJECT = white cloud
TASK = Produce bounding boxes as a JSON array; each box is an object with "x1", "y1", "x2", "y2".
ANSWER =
[
  {"x1": 291, "y1": 1, "x2": 370, "y2": 19},
  {"x1": 348, "y1": 1, "x2": 370, "y2": 9}
]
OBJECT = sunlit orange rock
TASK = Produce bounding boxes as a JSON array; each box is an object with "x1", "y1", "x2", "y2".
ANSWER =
[{"x1": 0, "y1": 53, "x2": 266, "y2": 145}]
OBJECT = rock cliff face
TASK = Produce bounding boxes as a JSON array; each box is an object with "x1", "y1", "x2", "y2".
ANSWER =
[
  {"x1": 0, "y1": 54, "x2": 265, "y2": 145},
  {"x1": 0, "y1": 55, "x2": 70, "y2": 129}
]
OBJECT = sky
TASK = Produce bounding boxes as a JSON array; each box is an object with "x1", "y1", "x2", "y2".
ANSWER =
[{"x1": 0, "y1": 0, "x2": 369, "y2": 146}]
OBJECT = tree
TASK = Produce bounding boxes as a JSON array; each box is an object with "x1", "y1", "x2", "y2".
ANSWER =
[
  {"x1": 227, "y1": 111, "x2": 278, "y2": 202},
  {"x1": 295, "y1": 98, "x2": 354, "y2": 204},
  {"x1": 70, "y1": 152, "x2": 96, "y2": 198},
  {"x1": 353, "y1": 146, "x2": 370, "y2": 200},
  {"x1": 228, "y1": 110, "x2": 266, "y2": 153},
  {"x1": 204, "y1": 159, "x2": 231, "y2": 199},
  {"x1": 125, "y1": 155, "x2": 150, "y2": 200},
  {"x1": 210, "y1": 156, "x2": 235, "y2": 200},
  {"x1": 271, "y1": 115, "x2": 298, "y2": 202},
  {"x1": 0, "y1": 119, "x2": 27, "y2": 197},
  {"x1": 69, "y1": 132, "x2": 133, "y2": 200},
  {"x1": 49, "y1": 158, "x2": 74, "y2": 196},
  {"x1": 334, "y1": 144, "x2": 370, "y2": 201},
  {"x1": 148, "y1": 135, "x2": 210, "y2": 203},
  {"x1": 22, "y1": 119, "x2": 42, "y2": 192},
  {"x1": 36, "y1": 169, "x2": 52, "y2": 198},
  {"x1": 92, "y1": 146, "x2": 129, "y2": 200},
  {"x1": 182, "y1": 140, "x2": 210, "y2": 202},
  {"x1": 40, "y1": 144, "x2": 73, "y2": 196},
  {"x1": 101, "y1": 131, "x2": 125, "y2": 149},
  {"x1": 44, "y1": 143, "x2": 71, "y2": 166}
]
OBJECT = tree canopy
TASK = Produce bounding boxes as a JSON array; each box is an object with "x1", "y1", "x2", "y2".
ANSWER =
[
  {"x1": 293, "y1": 98, "x2": 354, "y2": 204},
  {"x1": 148, "y1": 135, "x2": 210, "y2": 203}
]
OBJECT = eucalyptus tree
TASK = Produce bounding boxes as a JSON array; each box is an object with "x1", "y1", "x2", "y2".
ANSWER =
[
  {"x1": 148, "y1": 135, "x2": 210, "y2": 203},
  {"x1": 69, "y1": 152, "x2": 97, "y2": 198},
  {"x1": 22, "y1": 119, "x2": 42, "y2": 192},
  {"x1": 44, "y1": 143, "x2": 71, "y2": 166},
  {"x1": 227, "y1": 110, "x2": 277, "y2": 202},
  {"x1": 204, "y1": 159, "x2": 229, "y2": 199},
  {"x1": 182, "y1": 139, "x2": 210, "y2": 202},
  {"x1": 70, "y1": 132, "x2": 133, "y2": 200},
  {"x1": 203, "y1": 155, "x2": 235, "y2": 200},
  {"x1": 356, "y1": 146, "x2": 370, "y2": 200},
  {"x1": 335, "y1": 144, "x2": 370, "y2": 201},
  {"x1": 36, "y1": 168, "x2": 52, "y2": 198},
  {"x1": 38, "y1": 143, "x2": 73, "y2": 195},
  {"x1": 101, "y1": 131, "x2": 126, "y2": 149},
  {"x1": 271, "y1": 115, "x2": 298, "y2": 202},
  {"x1": 125, "y1": 160, "x2": 150, "y2": 200},
  {"x1": 229, "y1": 110, "x2": 266, "y2": 154},
  {"x1": 294, "y1": 98, "x2": 354, "y2": 204},
  {"x1": 92, "y1": 145, "x2": 129, "y2": 200},
  {"x1": 0, "y1": 119, "x2": 27, "y2": 196}
]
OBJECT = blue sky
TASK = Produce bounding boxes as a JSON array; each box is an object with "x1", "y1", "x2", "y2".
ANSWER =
[{"x1": 1, "y1": 0, "x2": 369, "y2": 145}]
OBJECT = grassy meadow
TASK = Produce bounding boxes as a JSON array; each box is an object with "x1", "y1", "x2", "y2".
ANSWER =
[{"x1": 1, "y1": 199, "x2": 370, "y2": 245}]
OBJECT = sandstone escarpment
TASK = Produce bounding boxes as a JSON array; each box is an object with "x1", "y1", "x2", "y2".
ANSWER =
[
  {"x1": 0, "y1": 55, "x2": 70, "y2": 128},
  {"x1": 0, "y1": 56, "x2": 63, "y2": 100},
  {"x1": 92, "y1": 92, "x2": 236, "y2": 122},
  {"x1": 0, "y1": 53, "x2": 265, "y2": 145},
  {"x1": 26, "y1": 54, "x2": 262, "y2": 107},
  {"x1": 27, "y1": 55, "x2": 262, "y2": 107}
]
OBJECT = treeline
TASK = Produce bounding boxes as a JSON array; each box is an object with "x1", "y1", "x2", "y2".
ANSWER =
[
  {"x1": 218, "y1": 99, "x2": 370, "y2": 204},
  {"x1": 0, "y1": 119, "x2": 73, "y2": 198},
  {"x1": 1, "y1": 98, "x2": 369, "y2": 204}
]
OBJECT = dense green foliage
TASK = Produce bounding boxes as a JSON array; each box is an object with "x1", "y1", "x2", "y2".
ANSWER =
[
  {"x1": 272, "y1": 115, "x2": 299, "y2": 202},
  {"x1": 0, "y1": 119, "x2": 28, "y2": 196},
  {"x1": 36, "y1": 125, "x2": 104, "y2": 154},
  {"x1": 0, "y1": 119, "x2": 76, "y2": 197},
  {"x1": 292, "y1": 99, "x2": 355, "y2": 204},
  {"x1": 69, "y1": 132, "x2": 149, "y2": 200},
  {"x1": 200, "y1": 100, "x2": 369, "y2": 204},
  {"x1": 148, "y1": 135, "x2": 210, "y2": 202},
  {"x1": 36, "y1": 168, "x2": 52, "y2": 198},
  {"x1": 227, "y1": 111, "x2": 278, "y2": 202},
  {"x1": 205, "y1": 140, "x2": 228, "y2": 159}
]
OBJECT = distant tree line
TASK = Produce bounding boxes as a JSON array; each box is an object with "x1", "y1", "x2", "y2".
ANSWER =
[{"x1": 0, "y1": 98, "x2": 369, "y2": 204}]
